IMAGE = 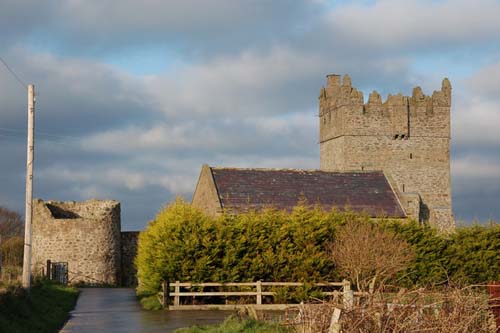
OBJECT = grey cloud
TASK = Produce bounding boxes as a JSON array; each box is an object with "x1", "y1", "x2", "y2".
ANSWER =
[
  {"x1": 467, "y1": 61, "x2": 500, "y2": 100},
  {"x1": 452, "y1": 64, "x2": 500, "y2": 147},
  {"x1": 451, "y1": 153, "x2": 500, "y2": 222},
  {"x1": 0, "y1": 49, "x2": 159, "y2": 136},
  {"x1": 325, "y1": 0, "x2": 500, "y2": 52},
  {"x1": 0, "y1": 0, "x2": 322, "y2": 57}
]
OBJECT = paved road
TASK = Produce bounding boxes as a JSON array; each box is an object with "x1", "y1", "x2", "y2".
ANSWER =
[{"x1": 60, "y1": 288, "x2": 231, "y2": 333}]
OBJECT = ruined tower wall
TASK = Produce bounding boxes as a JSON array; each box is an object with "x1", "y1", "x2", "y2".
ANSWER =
[
  {"x1": 319, "y1": 75, "x2": 453, "y2": 231},
  {"x1": 32, "y1": 199, "x2": 122, "y2": 285},
  {"x1": 120, "y1": 231, "x2": 139, "y2": 287}
]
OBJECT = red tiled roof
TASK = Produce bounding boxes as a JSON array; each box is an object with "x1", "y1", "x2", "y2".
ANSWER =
[{"x1": 210, "y1": 167, "x2": 405, "y2": 218}]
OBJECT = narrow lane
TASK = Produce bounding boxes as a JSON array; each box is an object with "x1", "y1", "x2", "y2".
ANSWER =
[{"x1": 60, "y1": 288, "x2": 231, "y2": 333}]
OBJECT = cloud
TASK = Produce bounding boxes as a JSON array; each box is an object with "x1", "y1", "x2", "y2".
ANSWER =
[
  {"x1": 0, "y1": 0, "x2": 322, "y2": 57},
  {"x1": 326, "y1": 0, "x2": 500, "y2": 52},
  {"x1": 467, "y1": 61, "x2": 500, "y2": 100},
  {"x1": 451, "y1": 61, "x2": 500, "y2": 146},
  {"x1": 451, "y1": 154, "x2": 500, "y2": 222}
]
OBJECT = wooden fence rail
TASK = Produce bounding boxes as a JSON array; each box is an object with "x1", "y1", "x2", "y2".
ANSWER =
[{"x1": 159, "y1": 280, "x2": 357, "y2": 310}]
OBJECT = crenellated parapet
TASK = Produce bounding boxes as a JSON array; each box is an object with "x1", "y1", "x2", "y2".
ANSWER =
[{"x1": 319, "y1": 75, "x2": 451, "y2": 143}]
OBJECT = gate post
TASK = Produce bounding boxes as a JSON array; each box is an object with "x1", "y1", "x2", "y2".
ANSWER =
[
  {"x1": 46, "y1": 260, "x2": 51, "y2": 279},
  {"x1": 174, "y1": 281, "x2": 180, "y2": 306},
  {"x1": 162, "y1": 281, "x2": 170, "y2": 309},
  {"x1": 256, "y1": 280, "x2": 262, "y2": 305},
  {"x1": 342, "y1": 279, "x2": 353, "y2": 310}
]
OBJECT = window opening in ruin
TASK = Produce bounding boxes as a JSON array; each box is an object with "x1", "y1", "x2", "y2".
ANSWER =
[
  {"x1": 402, "y1": 184, "x2": 405, "y2": 192},
  {"x1": 401, "y1": 134, "x2": 405, "y2": 139},
  {"x1": 410, "y1": 153, "x2": 413, "y2": 159},
  {"x1": 394, "y1": 134, "x2": 399, "y2": 140},
  {"x1": 46, "y1": 204, "x2": 81, "y2": 219}
]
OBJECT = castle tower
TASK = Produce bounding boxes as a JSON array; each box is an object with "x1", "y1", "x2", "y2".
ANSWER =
[{"x1": 319, "y1": 74, "x2": 454, "y2": 231}]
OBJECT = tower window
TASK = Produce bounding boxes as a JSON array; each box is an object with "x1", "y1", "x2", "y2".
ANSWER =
[
  {"x1": 410, "y1": 153, "x2": 413, "y2": 159},
  {"x1": 402, "y1": 184, "x2": 405, "y2": 192}
]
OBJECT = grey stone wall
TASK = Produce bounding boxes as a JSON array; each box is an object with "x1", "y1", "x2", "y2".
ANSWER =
[
  {"x1": 32, "y1": 199, "x2": 122, "y2": 285},
  {"x1": 319, "y1": 74, "x2": 454, "y2": 231},
  {"x1": 120, "y1": 231, "x2": 139, "y2": 287}
]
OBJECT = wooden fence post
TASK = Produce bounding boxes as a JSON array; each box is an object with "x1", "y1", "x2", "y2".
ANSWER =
[
  {"x1": 328, "y1": 308, "x2": 342, "y2": 333},
  {"x1": 256, "y1": 280, "x2": 262, "y2": 305},
  {"x1": 342, "y1": 279, "x2": 353, "y2": 310},
  {"x1": 174, "y1": 281, "x2": 180, "y2": 306}
]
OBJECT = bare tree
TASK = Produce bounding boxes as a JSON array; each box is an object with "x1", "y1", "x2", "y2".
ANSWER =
[
  {"x1": 0, "y1": 206, "x2": 23, "y2": 239},
  {"x1": 331, "y1": 221, "x2": 415, "y2": 292},
  {"x1": 295, "y1": 286, "x2": 496, "y2": 333}
]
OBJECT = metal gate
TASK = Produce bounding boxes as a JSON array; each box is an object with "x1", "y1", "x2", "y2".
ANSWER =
[{"x1": 46, "y1": 260, "x2": 68, "y2": 285}]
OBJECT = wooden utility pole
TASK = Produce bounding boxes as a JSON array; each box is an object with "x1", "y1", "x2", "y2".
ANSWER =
[{"x1": 22, "y1": 84, "x2": 35, "y2": 290}]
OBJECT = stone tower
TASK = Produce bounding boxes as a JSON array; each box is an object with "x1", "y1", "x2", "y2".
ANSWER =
[{"x1": 319, "y1": 74, "x2": 454, "y2": 231}]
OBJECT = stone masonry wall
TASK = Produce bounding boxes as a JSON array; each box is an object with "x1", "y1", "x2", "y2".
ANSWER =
[
  {"x1": 319, "y1": 74, "x2": 454, "y2": 231},
  {"x1": 32, "y1": 199, "x2": 122, "y2": 285},
  {"x1": 192, "y1": 164, "x2": 223, "y2": 216},
  {"x1": 121, "y1": 231, "x2": 139, "y2": 287}
]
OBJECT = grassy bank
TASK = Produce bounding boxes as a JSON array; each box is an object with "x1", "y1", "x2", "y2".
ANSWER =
[
  {"x1": 174, "y1": 315, "x2": 292, "y2": 333},
  {"x1": 0, "y1": 280, "x2": 79, "y2": 333},
  {"x1": 138, "y1": 293, "x2": 163, "y2": 310}
]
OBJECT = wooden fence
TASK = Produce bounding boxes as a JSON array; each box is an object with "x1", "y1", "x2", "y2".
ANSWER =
[{"x1": 159, "y1": 280, "x2": 358, "y2": 310}]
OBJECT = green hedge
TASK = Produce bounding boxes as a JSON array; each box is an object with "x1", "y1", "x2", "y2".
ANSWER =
[
  {"x1": 383, "y1": 221, "x2": 500, "y2": 286},
  {"x1": 136, "y1": 200, "x2": 500, "y2": 294}
]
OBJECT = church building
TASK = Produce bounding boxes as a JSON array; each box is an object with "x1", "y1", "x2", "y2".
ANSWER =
[{"x1": 192, "y1": 74, "x2": 454, "y2": 232}]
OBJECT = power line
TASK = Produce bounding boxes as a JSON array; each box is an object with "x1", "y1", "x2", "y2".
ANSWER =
[
  {"x1": 0, "y1": 55, "x2": 27, "y2": 90},
  {"x1": 0, "y1": 131, "x2": 77, "y2": 146},
  {"x1": 0, "y1": 127, "x2": 81, "y2": 140}
]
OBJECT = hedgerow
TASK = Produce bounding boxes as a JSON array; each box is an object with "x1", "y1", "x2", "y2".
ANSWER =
[{"x1": 136, "y1": 199, "x2": 500, "y2": 295}]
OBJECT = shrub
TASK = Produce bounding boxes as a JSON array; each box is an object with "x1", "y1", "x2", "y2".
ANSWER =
[
  {"x1": 1, "y1": 236, "x2": 24, "y2": 267},
  {"x1": 296, "y1": 286, "x2": 495, "y2": 333},
  {"x1": 331, "y1": 221, "x2": 415, "y2": 292}
]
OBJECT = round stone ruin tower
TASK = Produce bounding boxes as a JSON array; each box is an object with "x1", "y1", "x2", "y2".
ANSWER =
[{"x1": 32, "y1": 199, "x2": 122, "y2": 285}]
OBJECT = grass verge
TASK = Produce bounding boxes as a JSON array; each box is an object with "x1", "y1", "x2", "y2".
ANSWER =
[
  {"x1": 139, "y1": 293, "x2": 163, "y2": 310},
  {"x1": 0, "y1": 280, "x2": 79, "y2": 333},
  {"x1": 174, "y1": 315, "x2": 292, "y2": 333}
]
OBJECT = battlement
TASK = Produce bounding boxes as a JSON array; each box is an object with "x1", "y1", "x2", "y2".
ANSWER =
[
  {"x1": 320, "y1": 74, "x2": 451, "y2": 111},
  {"x1": 319, "y1": 75, "x2": 451, "y2": 142}
]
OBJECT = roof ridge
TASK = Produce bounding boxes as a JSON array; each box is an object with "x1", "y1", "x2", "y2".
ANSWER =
[{"x1": 210, "y1": 166, "x2": 384, "y2": 173}]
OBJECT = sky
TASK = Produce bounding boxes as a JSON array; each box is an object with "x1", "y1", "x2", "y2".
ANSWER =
[{"x1": 0, "y1": 0, "x2": 499, "y2": 230}]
